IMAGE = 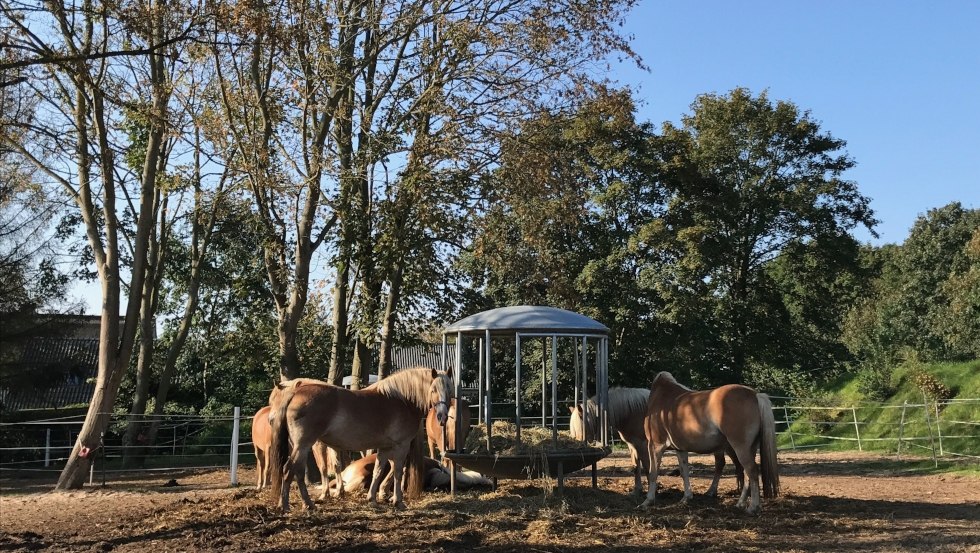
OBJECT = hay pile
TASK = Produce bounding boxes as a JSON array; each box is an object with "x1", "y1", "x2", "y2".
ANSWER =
[{"x1": 463, "y1": 420, "x2": 593, "y2": 455}]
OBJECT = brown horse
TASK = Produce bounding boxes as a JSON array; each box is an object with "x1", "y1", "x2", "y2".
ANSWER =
[
  {"x1": 639, "y1": 372, "x2": 779, "y2": 515},
  {"x1": 570, "y1": 388, "x2": 744, "y2": 497},
  {"x1": 251, "y1": 405, "x2": 348, "y2": 499},
  {"x1": 269, "y1": 367, "x2": 454, "y2": 511},
  {"x1": 426, "y1": 398, "x2": 471, "y2": 463}
]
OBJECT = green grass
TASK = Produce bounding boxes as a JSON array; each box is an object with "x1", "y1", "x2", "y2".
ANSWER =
[{"x1": 779, "y1": 360, "x2": 980, "y2": 464}]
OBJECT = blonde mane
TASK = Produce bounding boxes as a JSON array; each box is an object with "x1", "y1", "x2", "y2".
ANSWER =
[
  {"x1": 586, "y1": 387, "x2": 649, "y2": 428},
  {"x1": 372, "y1": 367, "x2": 442, "y2": 411}
]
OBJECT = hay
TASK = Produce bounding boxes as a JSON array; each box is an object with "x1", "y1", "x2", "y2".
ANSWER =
[{"x1": 463, "y1": 420, "x2": 593, "y2": 455}]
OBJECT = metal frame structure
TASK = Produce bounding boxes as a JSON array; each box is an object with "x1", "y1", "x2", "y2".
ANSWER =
[{"x1": 441, "y1": 306, "x2": 610, "y2": 492}]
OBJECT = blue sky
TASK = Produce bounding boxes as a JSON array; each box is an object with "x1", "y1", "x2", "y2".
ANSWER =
[
  {"x1": 68, "y1": 2, "x2": 979, "y2": 314},
  {"x1": 610, "y1": 0, "x2": 979, "y2": 245}
]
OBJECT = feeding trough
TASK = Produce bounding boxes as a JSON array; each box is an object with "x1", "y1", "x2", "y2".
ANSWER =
[{"x1": 440, "y1": 306, "x2": 611, "y2": 491}]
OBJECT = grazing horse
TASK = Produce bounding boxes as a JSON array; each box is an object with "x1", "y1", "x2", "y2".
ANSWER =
[
  {"x1": 569, "y1": 388, "x2": 650, "y2": 496},
  {"x1": 269, "y1": 367, "x2": 454, "y2": 511},
  {"x1": 571, "y1": 388, "x2": 745, "y2": 497},
  {"x1": 426, "y1": 398, "x2": 471, "y2": 463},
  {"x1": 638, "y1": 372, "x2": 779, "y2": 515},
  {"x1": 251, "y1": 405, "x2": 346, "y2": 498}
]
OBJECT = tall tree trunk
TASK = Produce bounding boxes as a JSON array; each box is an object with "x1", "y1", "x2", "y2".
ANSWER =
[{"x1": 377, "y1": 263, "x2": 403, "y2": 379}]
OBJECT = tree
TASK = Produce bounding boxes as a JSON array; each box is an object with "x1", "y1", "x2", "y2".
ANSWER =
[
  {"x1": 0, "y1": 0, "x2": 196, "y2": 488},
  {"x1": 211, "y1": 0, "x2": 642, "y2": 384},
  {"x1": 651, "y1": 88, "x2": 876, "y2": 383}
]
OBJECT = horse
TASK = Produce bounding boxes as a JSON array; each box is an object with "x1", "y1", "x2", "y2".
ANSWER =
[
  {"x1": 332, "y1": 452, "x2": 491, "y2": 495},
  {"x1": 638, "y1": 372, "x2": 779, "y2": 515},
  {"x1": 425, "y1": 398, "x2": 471, "y2": 463},
  {"x1": 251, "y1": 405, "x2": 347, "y2": 498},
  {"x1": 569, "y1": 387, "x2": 650, "y2": 496},
  {"x1": 269, "y1": 366, "x2": 454, "y2": 511},
  {"x1": 570, "y1": 388, "x2": 745, "y2": 497}
]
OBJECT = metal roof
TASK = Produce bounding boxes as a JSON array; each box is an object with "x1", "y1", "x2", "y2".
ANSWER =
[{"x1": 443, "y1": 306, "x2": 609, "y2": 336}]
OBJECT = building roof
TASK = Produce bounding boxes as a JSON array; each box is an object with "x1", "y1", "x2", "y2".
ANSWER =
[
  {"x1": 443, "y1": 305, "x2": 609, "y2": 336},
  {"x1": 0, "y1": 337, "x2": 99, "y2": 411}
]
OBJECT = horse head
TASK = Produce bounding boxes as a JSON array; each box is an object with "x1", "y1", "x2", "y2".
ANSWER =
[
  {"x1": 568, "y1": 403, "x2": 597, "y2": 443},
  {"x1": 428, "y1": 367, "x2": 454, "y2": 426}
]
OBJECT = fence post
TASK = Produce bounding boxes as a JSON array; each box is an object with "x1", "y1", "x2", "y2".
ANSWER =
[
  {"x1": 852, "y1": 407, "x2": 862, "y2": 452},
  {"x1": 921, "y1": 396, "x2": 939, "y2": 468},
  {"x1": 934, "y1": 401, "x2": 944, "y2": 457},
  {"x1": 230, "y1": 406, "x2": 241, "y2": 487},
  {"x1": 44, "y1": 428, "x2": 51, "y2": 467},
  {"x1": 896, "y1": 402, "x2": 907, "y2": 459},
  {"x1": 783, "y1": 406, "x2": 796, "y2": 450}
]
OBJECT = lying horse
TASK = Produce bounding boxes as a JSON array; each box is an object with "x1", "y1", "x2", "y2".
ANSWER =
[
  {"x1": 333, "y1": 452, "x2": 491, "y2": 495},
  {"x1": 570, "y1": 387, "x2": 745, "y2": 497},
  {"x1": 639, "y1": 372, "x2": 779, "y2": 515},
  {"x1": 251, "y1": 405, "x2": 345, "y2": 498},
  {"x1": 425, "y1": 398, "x2": 471, "y2": 463},
  {"x1": 269, "y1": 367, "x2": 453, "y2": 511}
]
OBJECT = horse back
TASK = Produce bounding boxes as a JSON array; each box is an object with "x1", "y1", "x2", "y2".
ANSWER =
[
  {"x1": 646, "y1": 382, "x2": 760, "y2": 453},
  {"x1": 296, "y1": 386, "x2": 422, "y2": 452}
]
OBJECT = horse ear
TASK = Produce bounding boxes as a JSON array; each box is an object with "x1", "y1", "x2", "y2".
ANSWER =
[
  {"x1": 431, "y1": 367, "x2": 439, "y2": 380},
  {"x1": 568, "y1": 405, "x2": 576, "y2": 414},
  {"x1": 275, "y1": 382, "x2": 287, "y2": 390}
]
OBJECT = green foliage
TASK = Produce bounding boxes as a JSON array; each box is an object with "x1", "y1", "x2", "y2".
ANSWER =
[{"x1": 781, "y1": 359, "x2": 980, "y2": 460}]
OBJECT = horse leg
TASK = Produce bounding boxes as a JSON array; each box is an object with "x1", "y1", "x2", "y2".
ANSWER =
[
  {"x1": 627, "y1": 442, "x2": 643, "y2": 497},
  {"x1": 676, "y1": 451, "x2": 694, "y2": 503},
  {"x1": 290, "y1": 448, "x2": 316, "y2": 511},
  {"x1": 638, "y1": 443, "x2": 665, "y2": 509},
  {"x1": 732, "y1": 443, "x2": 761, "y2": 515},
  {"x1": 705, "y1": 451, "x2": 725, "y2": 498},
  {"x1": 255, "y1": 447, "x2": 265, "y2": 490},
  {"x1": 367, "y1": 450, "x2": 390, "y2": 505},
  {"x1": 387, "y1": 443, "x2": 411, "y2": 509},
  {"x1": 728, "y1": 445, "x2": 744, "y2": 496}
]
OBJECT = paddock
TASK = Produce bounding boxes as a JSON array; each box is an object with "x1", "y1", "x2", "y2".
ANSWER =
[{"x1": 2, "y1": 451, "x2": 977, "y2": 552}]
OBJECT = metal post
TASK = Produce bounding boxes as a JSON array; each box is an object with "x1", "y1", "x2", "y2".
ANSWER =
[
  {"x1": 541, "y1": 338, "x2": 546, "y2": 426},
  {"x1": 783, "y1": 406, "x2": 796, "y2": 450},
  {"x1": 485, "y1": 329, "x2": 493, "y2": 451},
  {"x1": 441, "y1": 334, "x2": 447, "y2": 372},
  {"x1": 45, "y1": 428, "x2": 51, "y2": 467},
  {"x1": 477, "y1": 337, "x2": 484, "y2": 425},
  {"x1": 922, "y1": 396, "x2": 939, "y2": 468},
  {"x1": 852, "y1": 407, "x2": 862, "y2": 451},
  {"x1": 230, "y1": 406, "x2": 241, "y2": 487},
  {"x1": 515, "y1": 333, "x2": 522, "y2": 444},
  {"x1": 173, "y1": 425, "x2": 177, "y2": 456},
  {"x1": 551, "y1": 335, "x2": 558, "y2": 447},
  {"x1": 454, "y1": 335, "x2": 464, "y2": 453},
  {"x1": 934, "y1": 401, "x2": 944, "y2": 457},
  {"x1": 581, "y1": 337, "x2": 588, "y2": 422},
  {"x1": 896, "y1": 402, "x2": 908, "y2": 459}
]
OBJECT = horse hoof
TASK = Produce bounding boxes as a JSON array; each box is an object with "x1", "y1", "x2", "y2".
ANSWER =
[
  {"x1": 636, "y1": 501, "x2": 654, "y2": 511},
  {"x1": 393, "y1": 501, "x2": 407, "y2": 510}
]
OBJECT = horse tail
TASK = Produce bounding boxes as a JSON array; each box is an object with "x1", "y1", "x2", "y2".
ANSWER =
[
  {"x1": 756, "y1": 393, "x2": 780, "y2": 499},
  {"x1": 268, "y1": 383, "x2": 295, "y2": 502},
  {"x1": 403, "y1": 423, "x2": 427, "y2": 500}
]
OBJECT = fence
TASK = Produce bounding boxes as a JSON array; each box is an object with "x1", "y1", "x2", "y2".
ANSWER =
[
  {"x1": 0, "y1": 409, "x2": 251, "y2": 487},
  {"x1": 772, "y1": 397, "x2": 980, "y2": 465},
  {"x1": 2, "y1": 397, "x2": 977, "y2": 487}
]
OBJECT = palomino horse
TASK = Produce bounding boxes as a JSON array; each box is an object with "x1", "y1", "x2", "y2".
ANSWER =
[
  {"x1": 569, "y1": 387, "x2": 650, "y2": 496},
  {"x1": 639, "y1": 372, "x2": 779, "y2": 515},
  {"x1": 570, "y1": 388, "x2": 745, "y2": 497},
  {"x1": 269, "y1": 367, "x2": 454, "y2": 511},
  {"x1": 251, "y1": 405, "x2": 345, "y2": 498},
  {"x1": 332, "y1": 452, "x2": 491, "y2": 495},
  {"x1": 425, "y1": 398, "x2": 471, "y2": 463}
]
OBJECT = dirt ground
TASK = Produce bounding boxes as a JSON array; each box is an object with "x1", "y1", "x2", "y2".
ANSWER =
[{"x1": 1, "y1": 451, "x2": 978, "y2": 552}]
